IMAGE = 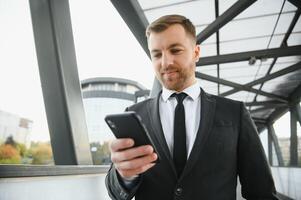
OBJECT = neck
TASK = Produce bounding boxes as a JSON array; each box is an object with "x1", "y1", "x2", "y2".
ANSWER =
[{"x1": 175, "y1": 78, "x2": 197, "y2": 92}]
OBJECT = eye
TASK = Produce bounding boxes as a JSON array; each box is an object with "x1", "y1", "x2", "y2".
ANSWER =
[
  {"x1": 170, "y1": 49, "x2": 182, "y2": 54},
  {"x1": 152, "y1": 53, "x2": 162, "y2": 59}
]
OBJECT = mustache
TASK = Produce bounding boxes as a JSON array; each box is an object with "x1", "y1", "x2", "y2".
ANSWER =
[{"x1": 160, "y1": 66, "x2": 179, "y2": 74}]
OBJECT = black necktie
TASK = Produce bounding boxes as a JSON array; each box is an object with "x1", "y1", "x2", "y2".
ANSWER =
[{"x1": 172, "y1": 92, "x2": 187, "y2": 177}]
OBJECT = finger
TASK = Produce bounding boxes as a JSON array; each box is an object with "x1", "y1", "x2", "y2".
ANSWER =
[
  {"x1": 118, "y1": 163, "x2": 156, "y2": 178},
  {"x1": 115, "y1": 153, "x2": 157, "y2": 170},
  {"x1": 110, "y1": 138, "x2": 134, "y2": 152},
  {"x1": 112, "y1": 145, "x2": 153, "y2": 162}
]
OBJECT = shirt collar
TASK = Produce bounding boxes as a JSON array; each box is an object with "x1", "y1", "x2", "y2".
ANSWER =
[{"x1": 161, "y1": 81, "x2": 201, "y2": 102}]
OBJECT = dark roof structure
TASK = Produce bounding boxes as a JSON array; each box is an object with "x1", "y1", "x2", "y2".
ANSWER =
[{"x1": 110, "y1": 0, "x2": 301, "y2": 132}]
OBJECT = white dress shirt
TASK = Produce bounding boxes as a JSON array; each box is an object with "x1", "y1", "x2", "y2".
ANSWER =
[
  {"x1": 160, "y1": 82, "x2": 201, "y2": 159},
  {"x1": 119, "y1": 82, "x2": 201, "y2": 188}
]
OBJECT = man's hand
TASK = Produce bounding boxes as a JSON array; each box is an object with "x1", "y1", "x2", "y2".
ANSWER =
[{"x1": 110, "y1": 138, "x2": 157, "y2": 179}]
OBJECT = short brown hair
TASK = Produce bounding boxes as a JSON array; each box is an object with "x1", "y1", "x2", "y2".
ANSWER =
[{"x1": 146, "y1": 14, "x2": 196, "y2": 43}]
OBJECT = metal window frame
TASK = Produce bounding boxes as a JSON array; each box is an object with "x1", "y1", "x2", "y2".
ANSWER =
[
  {"x1": 220, "y1": 61, "x2": 301, "y2": 98},
  {"x1": 196, "y1": 45, "x2": 301, "y2": 66},
  {"x1": 290, "y1": 106, "x2": 298, "y2": 166},
  {"x1": 195, "y1": 71, "x2": 289, "y2": 103},
  {"x1": 196, "y1": 0, "x2": 257, "y2": 44},
  {"x1": 29, "y1": 0, "x2": 92, "y2": 165},
  {"x1": 268, "y1": 125, "x2": 284, "y2": 166}
]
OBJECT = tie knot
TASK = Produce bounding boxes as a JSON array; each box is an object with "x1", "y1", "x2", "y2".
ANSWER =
[{"x1": 172, "y1": 92, "x2": 187, "y2": 103}]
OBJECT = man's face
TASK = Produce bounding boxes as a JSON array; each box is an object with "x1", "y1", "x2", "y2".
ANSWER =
[{"x1": 148, "y1": 24, "x2": 200, "y2": 92}]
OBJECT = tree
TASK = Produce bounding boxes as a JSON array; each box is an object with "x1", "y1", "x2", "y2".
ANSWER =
[
  {"x1": 31, "y1": 142, "x2": 53, "y2": 164},
  {"x1": 0, "y1": 144, "x2": 21, "y2": 164},
  {"x1": 5, "y1": 135, "x2": 17, "y2": 147},
  {"x1": 90, "y1": 141, "x2": 111, "y2": 165}
]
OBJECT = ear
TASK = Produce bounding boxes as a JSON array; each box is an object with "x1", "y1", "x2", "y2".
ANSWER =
[{"x1": 194, "y1": 44, "x2": 200, "y2": 62}]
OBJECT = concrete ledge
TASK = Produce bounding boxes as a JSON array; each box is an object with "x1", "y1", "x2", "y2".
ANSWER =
[{"x1": 0, "y1": 165, "x2": 110, "y2": 178}]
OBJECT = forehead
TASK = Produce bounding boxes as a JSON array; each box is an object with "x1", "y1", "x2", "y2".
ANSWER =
[{"x1": 148, "y1": 24, "x2": 191, "y2": 50}]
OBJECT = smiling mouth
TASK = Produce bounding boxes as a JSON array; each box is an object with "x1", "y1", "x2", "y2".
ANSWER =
[{"x1": 163, "y1": 71, "x2": 177, "y2": 75}]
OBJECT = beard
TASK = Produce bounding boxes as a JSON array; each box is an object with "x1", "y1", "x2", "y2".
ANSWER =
[{"x1": 157, "y1": 65, "x2": 195, "y2": 92}]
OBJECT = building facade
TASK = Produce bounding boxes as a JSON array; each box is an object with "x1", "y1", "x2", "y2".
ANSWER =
[
  {"x1": 81, "y1": 77, "x2": 149, "y2": 164},
  {"x1": 0, "y1": 110, "x2": 33, "y2": 148}
]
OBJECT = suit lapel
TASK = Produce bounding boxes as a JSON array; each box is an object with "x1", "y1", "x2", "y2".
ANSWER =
[
  {"x1": 147, "y1": 91, "x2": 177, "y2": 177},
  {"x1": 180, "y1": 89, "x2": 216, "y2": 180}
]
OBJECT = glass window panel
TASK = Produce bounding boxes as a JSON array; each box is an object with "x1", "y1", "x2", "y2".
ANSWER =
[
  {"x1": 220, "y1": 36, "x2": 270, "y2": 54},
  {"x1": 271, "y1": 61, "x2": 298, "y2": 74},
  {"x1": 259, "y1": 129, "x2": 269, "y2": 159},
  {"x1": 69, "y1": 0, "x2": 154, "y2": 88},
  {"x1": 283, "y1": 0, "x2": 298, "y2": 12},
  {"x1": 219, "y1": 85, "x2": 234, "y2": 94},
  {"x1": 0, "y1": 0, "x2": 53, "y2": 165},
  {"x1": 253, "y1": 108, "x2": 275, "y2": 119},
  {"x1": 272, "y1": 141, "x2": 279, "y2": 166},
  {"x1": 138, "y1": 0, "x2": 188, "y2": 10},
  {"x1": 220, "y1": 65, "x2": 267, "y2": 81},
  {"x1": 227, "y1": 91, "x2": 251, "y2": 102},
  {"x1": 288, "y1": 32, "x2": 301, "y2": 46},
  {"x1": 199, "y1": 68, "x2": 217, "y2": 77},
  {"x1": 249, "y1": 105, "x2": 263, "y2": 111},
  {"x1": 219, "y1": 0, "x2": 237, "y2": 14},
  {"x1": 200, "y1": 44, "x2": 217, "y2": 57},
  {"x1": 220, "y1": 15, "x2": 277, "y2": 41},
  {"x1": 274, "y1": 12, "x2": 295, "y2": 34},
  {"x1": 273, "y1": 112, "x2": 290, "y2": 166},
  {"x1": 69, "y1": 0, "x2": 154, "y2": 165},
  {"x1": 220, "y1": 61, "x2": 249, "y2": 69},
  {"x1": 276, "y1": 55, "x2": 301, "y2": 63},
  {"x1": 224, "y1": 76, "x2": 256, "y2": 85},
  {"x1": 268, "y1": 34, "x2": 285, "y2": 48},
  {"x1": 144, "y1": 0, "x2": 215, "y2": 27},
  {"x1": 196, "y1": 65, "x2": 217, "y2": 76},
  {"x1": 83, "y1": 97, "x2": 134, "y2": 165},
  {"x1": 265, "y1": 82, "x2": 297, "y2": 92},
  {"x1": 220, "y1": 61, "x2": 270, "y2": 86},
  {"x1": 297, "y1": 102, "x2": 301, "y2": 167},
  {"x1": 197, "y1": 79, "x2": 218, "y2": 95},
  {"x1": 220, "y1": 59, "x2": 273, "y2": 70},
  {"x1": 232, "y1": 0, "x2": 295, "y2": 20},
  {"x1": 262, "y1": 69, "x2": 301, "y2": 91},
  {"x1": 252, "y1": 95, "x2": 272, "y2": 102},
  {"x1": 246, "y1": 92, "x2": 256, "y2": 102}
]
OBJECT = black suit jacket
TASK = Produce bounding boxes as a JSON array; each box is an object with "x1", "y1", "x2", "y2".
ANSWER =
[{"x1": 106, "y1": 89, "x2": 278, "y2": 200}]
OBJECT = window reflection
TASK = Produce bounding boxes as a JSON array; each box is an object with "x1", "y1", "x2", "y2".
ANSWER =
[
  {"x1": 81, "y1": 78, "x2": 149, "y2": 165},
  {"x1": 0, "y1": 0, "x2": 53, "y2": 165}
]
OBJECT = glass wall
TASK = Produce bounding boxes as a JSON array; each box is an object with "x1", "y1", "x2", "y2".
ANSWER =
[
  {"x1": 271, "y1": 105, "x2": 301, "y2": 167},
  {"x1": 273, "y1": 112, "x2": 290, "y2": 166},
  {"x1": 0, "y1": 1, "x2": 53, "y2": 165},
  {"x1": 297, "y1": 102, "x2": 301, "y2": 167},
  {"x1": 69, "y1": 0, "x2": 153, "y2": 165},
  {"x1": 83, "y1": 98, "x2": 134, "y2": 165}
]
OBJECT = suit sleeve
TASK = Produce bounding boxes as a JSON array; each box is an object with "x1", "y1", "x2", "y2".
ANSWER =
[
  {"x1": 105, "y1": 164, "x2": 142, "y2": 200},
  {"x1": 238, "y1": 103, "x2": 279, "y2": 200}
]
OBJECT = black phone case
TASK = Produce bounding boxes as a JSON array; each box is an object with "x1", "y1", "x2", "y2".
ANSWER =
[{"x1": 105, "y1": 111, "x2": 160, "y2": 163}]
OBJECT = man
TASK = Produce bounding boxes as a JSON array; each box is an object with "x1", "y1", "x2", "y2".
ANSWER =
[{"x1": 106, "y1": 14, "x2": 278, "y2": 200}]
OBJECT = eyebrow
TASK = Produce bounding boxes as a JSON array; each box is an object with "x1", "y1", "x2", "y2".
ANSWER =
[{"x1": 150, "y1": 43, "x2": 184, "y2": 54}]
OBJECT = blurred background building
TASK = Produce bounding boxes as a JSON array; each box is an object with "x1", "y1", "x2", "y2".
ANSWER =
[
  {"x1": 81, "y1": 77, "x2": 149, "y2": 164},
  {"x1": 0, "y1": 110, "x2": 32, "y2": 148}
]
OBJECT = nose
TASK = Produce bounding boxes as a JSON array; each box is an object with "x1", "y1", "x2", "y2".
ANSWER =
[{"x1": 161, "y1": 53, "x2": 173, "y2": 68}]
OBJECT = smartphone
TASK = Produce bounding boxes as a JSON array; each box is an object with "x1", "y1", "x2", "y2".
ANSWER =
[{"x1": 105, "y1": 111, "x2": 160, "y2": 163}]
